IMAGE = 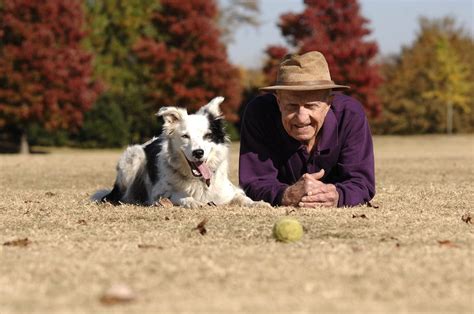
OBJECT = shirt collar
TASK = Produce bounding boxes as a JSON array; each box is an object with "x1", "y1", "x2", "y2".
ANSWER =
[{"x1": 316, "y1": 107, "x2": 339, "y2": 154}]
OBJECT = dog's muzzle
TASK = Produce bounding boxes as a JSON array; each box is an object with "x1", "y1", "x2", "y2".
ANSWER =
[{"x1": 185, "y1": 158, "x2": 212, "y2": 187}]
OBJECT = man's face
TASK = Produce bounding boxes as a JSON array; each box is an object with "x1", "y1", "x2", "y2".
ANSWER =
[{"x1": 277, "y1": 90, "x2": 331, "y2": 147}]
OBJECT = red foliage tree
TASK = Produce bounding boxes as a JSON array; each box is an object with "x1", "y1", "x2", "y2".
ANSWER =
[
  {"x1": 264, "y1": 0, "x2": 382, "y2": 117},
  {"x1": 0, "y1": 0, "x2": 101, "y2": 151},
  {"x1": 262, "y1": 45, "x2": 288, "y2": 86},
  {"x1": 133, "y1": 0, "x2": 242, "y2": 122}
]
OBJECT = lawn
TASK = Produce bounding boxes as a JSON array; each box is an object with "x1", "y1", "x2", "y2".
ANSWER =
[{"x1": 1, "y1": 135, "x2": 473, "y2": 313}]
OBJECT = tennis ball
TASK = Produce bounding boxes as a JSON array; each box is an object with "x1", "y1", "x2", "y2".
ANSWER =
[{"x1": 272, "y1": 217, "x2": 303, "y2": 243}]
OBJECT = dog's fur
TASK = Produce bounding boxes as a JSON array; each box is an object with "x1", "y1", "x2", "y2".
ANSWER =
[{"x1": 97, "y1": 97, "x2": 260, "y2": 208}]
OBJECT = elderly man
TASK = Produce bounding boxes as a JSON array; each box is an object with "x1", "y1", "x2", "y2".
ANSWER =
[{"x1": 239, "y1": 51, "x2": 375, "y2": 207}]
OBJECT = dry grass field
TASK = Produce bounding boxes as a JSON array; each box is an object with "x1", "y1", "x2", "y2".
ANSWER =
[{"x1": 1, "y1": 135, "x2": 473, "y2": 313}]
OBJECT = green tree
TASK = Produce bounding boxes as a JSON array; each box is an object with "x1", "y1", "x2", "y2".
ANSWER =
[
  {"x1": 78, "y1": 0, "x2": 160, "y2": 146},
  {"x1": 377, "y1": 17, "x2": 473, "y2": 134}
]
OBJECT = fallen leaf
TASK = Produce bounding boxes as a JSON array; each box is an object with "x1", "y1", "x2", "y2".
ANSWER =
[
  {"x1": 352, "y1": 214, "x2": 368, "y2": 219},
  {"x1": 193, "y1": 218, "x2": 208, "y2": 235},
  {"x1": 437, "y1": 240, "x2": 460, "y2": 248},
  {"x1": 24, "y1": 200, "x2": 39, "y2": 204},
  {"x1": 367, "y1": 202, "x2": 379, "y2": 209},
  {"x1": 461, "y1": 213, "x2": 472, "y2": 224},
  {"x1": 100, "y1": 283, "x2": 136, "y2": 305},
  {"x1": 380, "y1": 236, "x2": 399, "y2": 242},
  {"x1": 3, "y1": 238, "x2": 31, "y2": 247},
  {"x1": 156, "y1": 197, "x2": 173, "y2": 208},
  {"x1": 138, "y1": 244, "x2": 163, "y2": 249},
  {"x1": 77, "y1": 219, "x2": 87, "y2": 225}
]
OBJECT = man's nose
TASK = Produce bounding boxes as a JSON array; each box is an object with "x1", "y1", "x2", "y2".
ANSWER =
[{"x1": 295, "y1": 106, "x2": 309, "y2": 121}]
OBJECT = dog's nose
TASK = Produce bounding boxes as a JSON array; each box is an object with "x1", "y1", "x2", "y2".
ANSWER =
[{"x1": 192, "y1": 149, "x2": 204, "y2": 159}]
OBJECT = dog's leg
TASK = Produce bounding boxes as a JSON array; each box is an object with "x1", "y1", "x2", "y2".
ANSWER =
[
  {"x1": 101, "y1": 183, "x2": 124, "y2": 205},
  {"x1": 169, "y1": 193, "x2": 205, "y2": 209},
  {"x1": 103, "y1": 145, "x2": 148, "y2": 205},
  {"x1": 229, "y1": 190, "x2": 272, "y2": 208}
]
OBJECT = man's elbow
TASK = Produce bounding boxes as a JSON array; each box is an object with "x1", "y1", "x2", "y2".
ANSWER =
[{"x1": 336, "y1": 183, "x2": 375, "y2": 207}]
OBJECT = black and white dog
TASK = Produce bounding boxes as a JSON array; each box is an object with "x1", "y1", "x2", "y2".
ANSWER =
[{"x1": 99, "y1": 97, "x2": 261, "y2": 208}]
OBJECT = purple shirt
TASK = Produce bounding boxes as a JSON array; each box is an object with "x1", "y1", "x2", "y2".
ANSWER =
[{"x1": 239, "y1": 92, "x2": 375, "y2": 207}]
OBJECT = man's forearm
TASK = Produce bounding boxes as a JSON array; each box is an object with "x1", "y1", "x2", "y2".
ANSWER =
[
  {"x1": 335, "y1": 180, "x2": 374, "y2": 207},
  {"x1": 242, "y1": 182, "x2": 288, "y2": 206}
]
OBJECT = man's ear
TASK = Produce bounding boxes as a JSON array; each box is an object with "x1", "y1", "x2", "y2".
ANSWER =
[
  {"x1": 275, "y1": 91, "x2": 284, "y2": 111},
  {"x1": 156, "y1": 107, "x2": 187, "y2": 132},
  {"x1": 197, "y1": 96, "x2": 224, "y2": 118}
]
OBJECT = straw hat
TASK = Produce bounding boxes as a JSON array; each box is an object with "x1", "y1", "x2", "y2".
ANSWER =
[{"x1": 260, "y1": 51, "x2": 350, "y2": 91}]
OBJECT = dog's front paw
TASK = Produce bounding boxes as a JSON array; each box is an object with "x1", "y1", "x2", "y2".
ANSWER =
[
  {"x1": 179, "y1": 197, "x2": 205, "y2": 209},
  {"x1": 229, "y1": 194, "x2": 271, "y2": 208},
  {"x1": 249, "y1": 200, "x2": 272, "y2": 208}
]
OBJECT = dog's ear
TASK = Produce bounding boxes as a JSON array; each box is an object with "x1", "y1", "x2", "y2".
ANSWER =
[
  {"x1": 156, "y1": 107, "x2": 187, "y2": 130},
  {"x1": 197, "y1": 96, "x2": 224, "y2": 118}
]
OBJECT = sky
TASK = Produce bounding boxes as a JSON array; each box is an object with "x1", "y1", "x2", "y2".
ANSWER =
[{"x1": 220, "y1": 0, "x2": 474, "y2": 69}]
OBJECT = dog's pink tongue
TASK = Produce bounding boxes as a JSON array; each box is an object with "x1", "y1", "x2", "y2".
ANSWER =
[{"x1": 197, "y1": 162, "x2": 211, "y2": 181}]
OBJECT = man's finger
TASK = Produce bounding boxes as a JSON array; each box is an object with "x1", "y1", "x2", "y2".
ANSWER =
[
  {"x1": 301, "y1": 193, "x2": 327, "y2": 202},
  {"x1": 298, "y1": 201, "x2": 334, "y2": 208},
  {"x1": 305, "y1": 184, "x2": 328, "y2": 196},
  {"x1": 307, "y1": 169, "x2": 325, "y2": 181},
  {"x1": 302, "y1": 191, "x2": 337, "y2": 203},
  {"x1": 304, "y1": 180, "x2": 323, "y2": 193}
]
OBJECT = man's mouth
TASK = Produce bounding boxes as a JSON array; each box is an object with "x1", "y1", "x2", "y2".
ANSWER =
[
  {"x1": 185, "y1": 157, "x2": 212, "y2": 186},
  {"x1": 294, "y1": 123, "x2": 311, "y2": 130}
]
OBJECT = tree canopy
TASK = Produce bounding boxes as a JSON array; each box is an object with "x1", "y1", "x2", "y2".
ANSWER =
[
  {"x1": 377, "y1": 17, "x2": 473, "y2": 134},
  {"x1": 0, "y1": 0, "x2": 101, "y2": 151},
  {"x1": 263, "y1": 0, "x2": 382, "y2": 117},
  {"x1": 134, "y1": 0, "x2": 242, "y2": 123}
]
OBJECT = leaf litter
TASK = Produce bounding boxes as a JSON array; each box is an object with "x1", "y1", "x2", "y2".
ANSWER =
[
  {"x1": 3, "y1": 238, "x2": 32, "y2": 247},
  {"x1": 193, "y1": 218, "x2": 208, "y2": 235}
]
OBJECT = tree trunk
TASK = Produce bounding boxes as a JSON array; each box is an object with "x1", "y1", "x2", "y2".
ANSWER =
[
  {"x1": 19, "y1": 131, "x2": 29, "y2": 154},
  {"x1": 447, "y1": 101, "x2": 453, "y2": 135}
]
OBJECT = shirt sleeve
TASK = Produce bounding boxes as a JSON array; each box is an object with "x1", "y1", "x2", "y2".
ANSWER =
[
  {"x1": 334, "y1": 110, "x2": 375, "y2": 207},
  {"x1": 239, "y1": 97, "x2": 289, "y2": 206}
]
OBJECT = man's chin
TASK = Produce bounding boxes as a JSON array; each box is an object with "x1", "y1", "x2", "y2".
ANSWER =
[{"x1": 291, "y1": 132, "x2": 315, "y2": 142}]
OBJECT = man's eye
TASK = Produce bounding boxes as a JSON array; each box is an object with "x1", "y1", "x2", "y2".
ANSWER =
[
  {"x1": 306, "y1": 103, "x2": 322, "y2": 110},
  {"x1": 181, "y1": 134, "x2": 190, "y2": 139},
  {"x1": 204, "y1": 133, "x2": 212, "y2": 140}
]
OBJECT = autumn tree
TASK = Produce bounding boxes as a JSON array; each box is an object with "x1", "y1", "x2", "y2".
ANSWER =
[
  {"x1": 133, "y1": 0, "x2": 242, "y2": 122},
  {"x1": 0, "y1": 0, "x2": 101, "y2": 153},
  {"x1": 262, "y1": 45, "x2": 288, "y2": 86},
  {"x1": 377, "y1": 17, "x2": 473, "y2": 134},
  {"x1": 263, "y1": 0, "x2": 382, "y2": 117}
]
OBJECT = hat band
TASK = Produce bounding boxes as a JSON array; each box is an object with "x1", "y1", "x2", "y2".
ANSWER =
[{"x1": 275, "y1": 79, "x2": 335, "y2": 86}]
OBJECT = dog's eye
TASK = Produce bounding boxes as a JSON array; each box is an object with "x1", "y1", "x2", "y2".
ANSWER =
[
  {"x1": 204, "y1": 133, "x2": 212, "y2": 140},
  {"x1": 181, "y1": 134, "x2": 190, "y2": 139}
]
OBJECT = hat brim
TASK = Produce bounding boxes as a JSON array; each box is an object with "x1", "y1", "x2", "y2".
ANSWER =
[{"x1": 259, "y1": 84, "x2": 350, "y2": 91}]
